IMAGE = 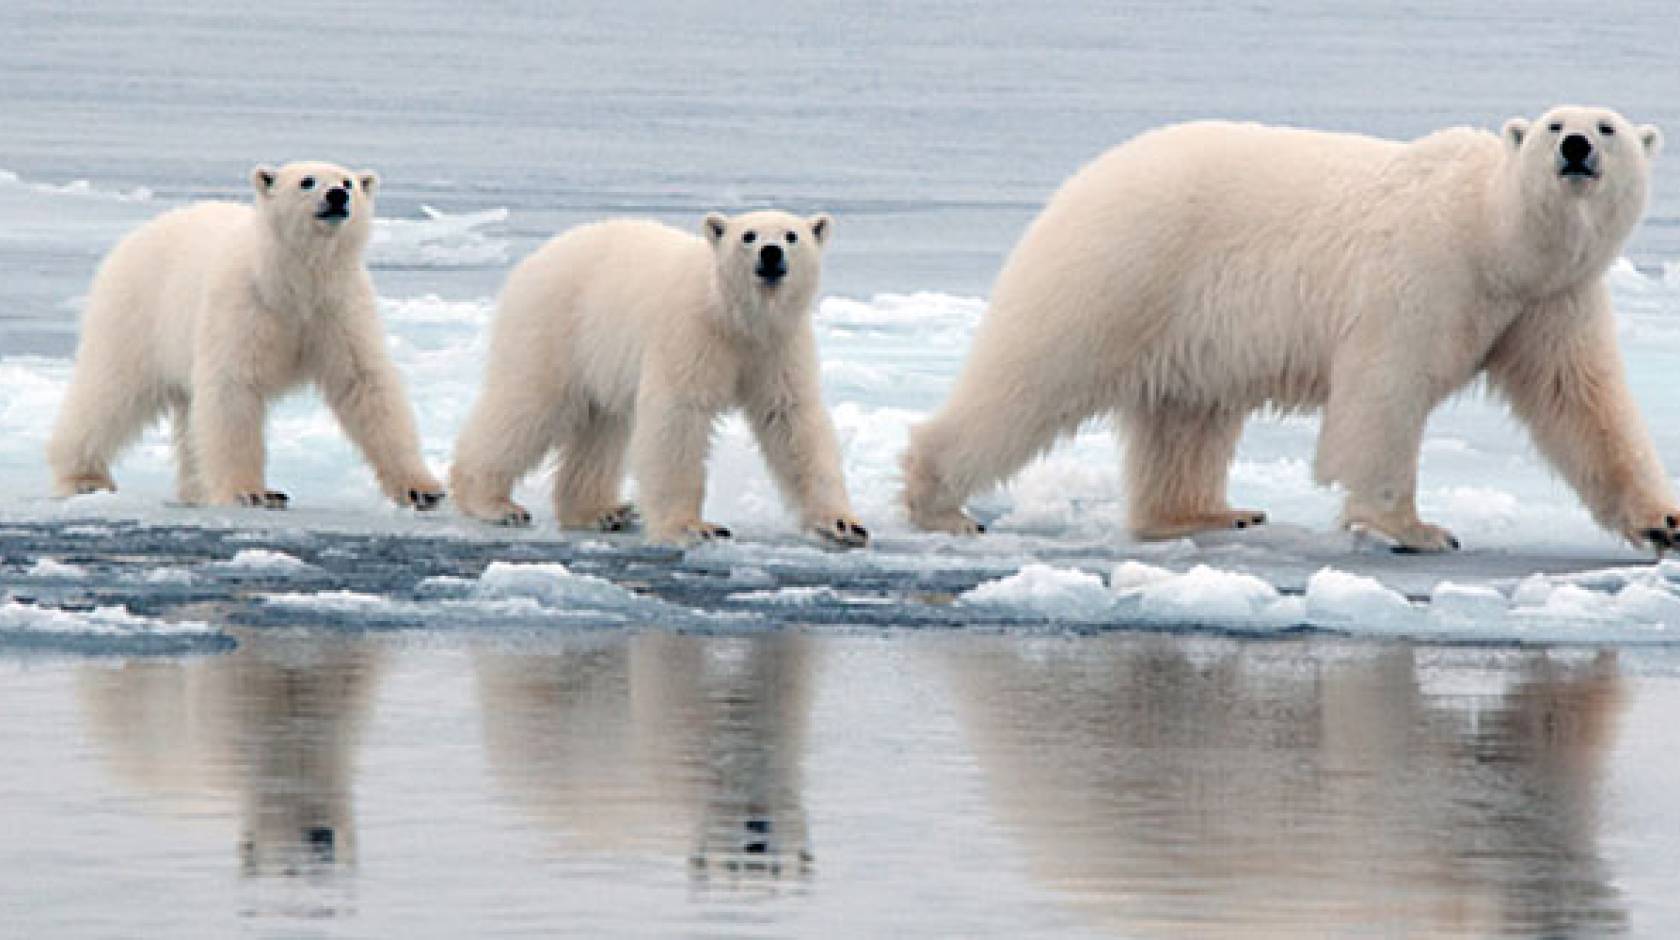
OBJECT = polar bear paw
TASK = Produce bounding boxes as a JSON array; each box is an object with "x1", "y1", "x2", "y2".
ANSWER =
[
  {"x1": 237, "y1": 491, "x2": 290, "y2": 510},
  {"x1": 814, "y1": 515, "x2": 870, "y2": 548},
  {"x1": 482, "y1": 499, "x2": 533, "y2": 527},
  {"x1": 62, "y1": 473, "x2": 117, "y2": 496},
  {"x1": 1626, "y1": 510, "x2": 1680, "y2": 553},
  {"x1": 405, "y1": 487, "x2": 446, "y2": 511},
  {"x1": 1134, "y1": 509, "x2": 1268, "y2": 540},
  {"x1": 596, "y1": 503, "x2": 640, "y2": 533},
  {"x1": 648, "y1": 520, "x2": 733, "y2": 546},
  {"x1": 910, "y1": 508, "x2": 986, "y2": 536}
]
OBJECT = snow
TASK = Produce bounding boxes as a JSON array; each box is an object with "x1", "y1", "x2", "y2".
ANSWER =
[
  {"x1": 959, "y1": 564, "x2": 1116, "y2": 621},
  {"x1": 368, "y1": 205, "x2": 511, "y2": 269},
  {"x1": 0, "y1": 598, "x2": 227, "y2": 654},
  {"x1": 208, "y1": 549, "x2": 315, "y2": 575},
  {"x1": 24, "y1": 558, "x2": 87, "y2": 579}
]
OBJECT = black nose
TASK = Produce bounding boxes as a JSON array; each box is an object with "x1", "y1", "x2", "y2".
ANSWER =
[
  {"x1": 325, "y1": 186, "x2": 350, "y2": 208},
  {"x1": 304, "y1": 826, "x2": 336, "y2": 861},
  {"x1": 759, "y1": 244, "x2": 784, "y2": 266},
  {"x1": 1560, "y1": 133, "x2": 1593, "y2": 163}
]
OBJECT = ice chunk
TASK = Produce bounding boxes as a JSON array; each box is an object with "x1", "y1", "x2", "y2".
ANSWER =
[
  {"x1": 209, "y1": 549, "x2": 315, "y2": 575},
  {"x1": 960, "y1": 564, "x2": 1116, "y2": 620},
  {"x1": 1133, "y1": 565, "x2": 1283, "y2": 623},
  {"x1": 1304, "y1": 568, "x2": 1418, "y2": 628}
]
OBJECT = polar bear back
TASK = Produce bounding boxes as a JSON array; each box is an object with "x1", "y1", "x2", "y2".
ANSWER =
[
  {"x1": 491, "y1": 219, "x2": 715, "y2": 411},
  {"x1": 80, "y1": 201, "x2": 255, "y2": 388},
  {"x1": 970, "y1": 121, "x2": 1503, "y2": 412}
]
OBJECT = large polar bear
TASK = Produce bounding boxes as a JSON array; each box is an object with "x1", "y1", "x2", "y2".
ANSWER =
[
  {"x1": 450, "y1": 211, "x2": 868, "y2": 547},
  {"x1": 46, "y1": 162, "x2": 444, "y2": 510},
  {"x1": 904, "y1": 106, "x2": 1677, "y2": 552}
]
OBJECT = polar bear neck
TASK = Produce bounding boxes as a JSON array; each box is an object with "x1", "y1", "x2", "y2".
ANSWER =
[
  {"x1": 707, "y1": 267, "x2": 816, "y2": 343},
  {"x1": 1481, "y1": 153, "x2": 1642, "y2": 300},
  {"x1": 249, "y1": 216, "x2": 369, "y2": 316}
]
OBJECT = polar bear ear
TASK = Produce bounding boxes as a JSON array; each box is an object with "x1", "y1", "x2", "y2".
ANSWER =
[
  {"x1": 703, "y1": 212, "x2": 729, "y2": 245},
  {"x1": 251, "y1": 165, "x2": 278, "y2": 197},
  {"x1": 357, "y1": 171, "x2": 380, "y2": 196},
  {"x1": 1639, "y1": 125, "x2": 1663, "y2": 158},
  {"x1": 1502, "y1": 118, "x2": 1530, "y2": 151},
  {"x1": 808, "y1": 213, "x2": 832, "y2": 246}
]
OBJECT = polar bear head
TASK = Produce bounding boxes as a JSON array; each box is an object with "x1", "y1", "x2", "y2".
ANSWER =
[
  {"x1": 250, "y1": 160, "x2": 379, "y2": 251},
  {"x1": 702, "y1": 210, "x2": 831, "y2": 324},
  {"x1": 1502, "y1": 106, "x2": 1659, "y2": 241}
]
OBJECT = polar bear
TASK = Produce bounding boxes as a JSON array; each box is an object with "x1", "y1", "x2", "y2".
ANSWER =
[
  {"x1": 904, "y1": 106, "x2": 1676, "y2": 552},
  {"x1": 450, "y1": 211, "x2": 868, "y2": 547},
  {"x1": 46, "y1": 162, "x2": 444, "y2": 510}
]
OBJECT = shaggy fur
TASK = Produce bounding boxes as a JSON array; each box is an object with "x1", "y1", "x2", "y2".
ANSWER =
[
  {"x1": 904, "y1": 106, "x2": 1675, "y2": 552},
  {"x1": 46, "y1": 161, "x2": 442, "y2": 509},
  {"x1": 450, "y1": 211, "x2": 867, "y2": 547}
]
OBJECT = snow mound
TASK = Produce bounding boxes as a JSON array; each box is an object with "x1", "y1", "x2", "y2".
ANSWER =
[
  {"x1": 24, "y1": 558, "x2": 87, "y2": 579},
  {"x1": 0, "y1": 600, "x2": 229, "y2": 654},
  {"x1": 1131, "y1": 564, "x2": 1289, "y2": 624},
  {"x1": 960, "y1": 564, "x2": 1116, "y2": 620},
  {"x1": 1304, "y1": 568, "x2": 1419, "y2": 628},
  {"x1": 210, "y1": 549, "x2": 316, "y2": 575},
  {"x1": 471, "y1": 562, "x2": 650, "y2": 610}
]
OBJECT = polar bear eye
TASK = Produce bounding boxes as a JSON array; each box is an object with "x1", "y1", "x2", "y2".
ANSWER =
[
  {"x1": 1598, "y1": 123, "x2": 1615, "y2": 136},
  {"x1": 742, "y1": 231, "x2": 757, "y2": 244},
  {"x1": 342, "y1": 177, "x2": 354, "y2": 189},
  {"x1": 785, "y1": 231, "x2": 798, "y2": 244},
  {"x1": 299, "y1": 176, "x2": 316, "y2": 191},
  {"x1": 1547, "y1": 122, "x2": 1563, "y2": 134}
]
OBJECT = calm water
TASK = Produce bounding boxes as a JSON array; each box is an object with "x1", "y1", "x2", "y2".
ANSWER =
[{"x1": 4, "y1": 631, "x2": 1680, "y2": 937}]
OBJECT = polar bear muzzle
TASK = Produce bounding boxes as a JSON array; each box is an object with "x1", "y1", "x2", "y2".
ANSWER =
[
  {"x1": 1557, "y1": 132, "x2": 1600, "y2": 181},
  {"x1": 755, "y1": 243, "x2": 788, "y2": 284},
  {"x1": 315, "y1": 184, "x2": 352, "y2": 222}
]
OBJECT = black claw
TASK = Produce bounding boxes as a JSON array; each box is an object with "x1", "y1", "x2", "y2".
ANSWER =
[
  {"x1": 975, "y1": 523, "x2": 986, "y2": 534},
  {"x1": 1667, "y1": 514, "x2": 1678, "y2": 530},
  {"x1": 1235, "y1": 519, "x2": 1247, "y2": 529},
  {"x1": 1647, "y1": 528, "x2": 1674, "y2": 548},
  {"x1": 1449, "y1": 536, "x2": 1462, "y2": 551},
  {"x1": 852, "y1": 524, "x2": 868, "y2": 539},
  {"x1": 714, "y1": 526, "x2": 732, "y2": 539},
  {"x1": 836, "y1": 519, "x2": 847, "y2": 532}
]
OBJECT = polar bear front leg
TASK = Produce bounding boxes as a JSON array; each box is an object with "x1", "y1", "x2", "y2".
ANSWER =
[
  {"x1": 1316, "y1": 358, "x2": 1458, "y2": 553},
  {"x1": 629, "y1": 388, "x2": 728, "y2": 545},
  {"x1": 194, "y1": 379, "x2": 284, "y2": 508},
  {"x1": 1488, "y1": 300, "x2": 1680, "y2": 552},
  {"x1": 745, "y1": 365, "x2": 868, "y2": 548},
  {"x1": 316, "y1": 329, "x2": 445, "y2": 511}
]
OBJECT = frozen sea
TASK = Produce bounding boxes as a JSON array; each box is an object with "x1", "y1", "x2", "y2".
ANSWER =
[{"x1": 5, "y1": 1, "x2": 1680, "y2": 936}]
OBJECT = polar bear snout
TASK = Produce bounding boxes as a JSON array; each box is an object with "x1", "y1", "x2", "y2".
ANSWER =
[
  {"x1": 315, "y1": 185, "x2": 352, "y2": 222},
  {"x1": 755, "y1": 243, "x2": 788, "y2": 283},
  {"x1": 1557, "y1": 133, "x2": 1600, "y2": 180}
]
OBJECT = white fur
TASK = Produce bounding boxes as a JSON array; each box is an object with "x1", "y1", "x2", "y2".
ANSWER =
[
  {"x1": 46, "y1": 161, "x2": 442, "y2": 509},
  {"x1": 450, "y1": 210, "x2": 866, "y2": 546},
  {"x1": 905, "y1": 106, "x2": 1675, "y2": 552}
]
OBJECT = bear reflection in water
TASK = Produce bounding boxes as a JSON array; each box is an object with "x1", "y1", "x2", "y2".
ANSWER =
[
  {"x1": 474, "y1": 633, "x2": 814, "y2": 885},
  {"x1": 76, "y1": 634, "x2": 381, "y2": 879},
  {"x1": 939, "y1": 637, "x2": 1626, "y2": 937}
]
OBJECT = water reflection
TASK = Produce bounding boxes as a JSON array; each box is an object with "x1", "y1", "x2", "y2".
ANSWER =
[
  {"x1": 475, "y1": 632, "x2": 815, "y2": 886},
  {"x1": 939, "y1": 637, "x2": 1627, "y2": 937},
  {"x1": 77, "y1": 633, "x2": 382, "y2": 882}
]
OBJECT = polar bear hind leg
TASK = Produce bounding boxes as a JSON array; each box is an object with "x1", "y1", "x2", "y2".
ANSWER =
[
  {"x1": 1122, "y1": 403, "x2": 1266, "y2": 539},
  {"x1": 554, "y1": 403, "x2": 635, "y2": 531}
]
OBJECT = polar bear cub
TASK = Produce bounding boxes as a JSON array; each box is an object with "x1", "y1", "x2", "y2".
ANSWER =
[
  {"x1": 46, "y1": 162, "x2": 444, "y2": 510},
  {"x1": 904, "y1": 106, "x2": 1677, "y2": 552},
  {"x1": 450, "y1": 211, "x2": 868, "y2": 547}
]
